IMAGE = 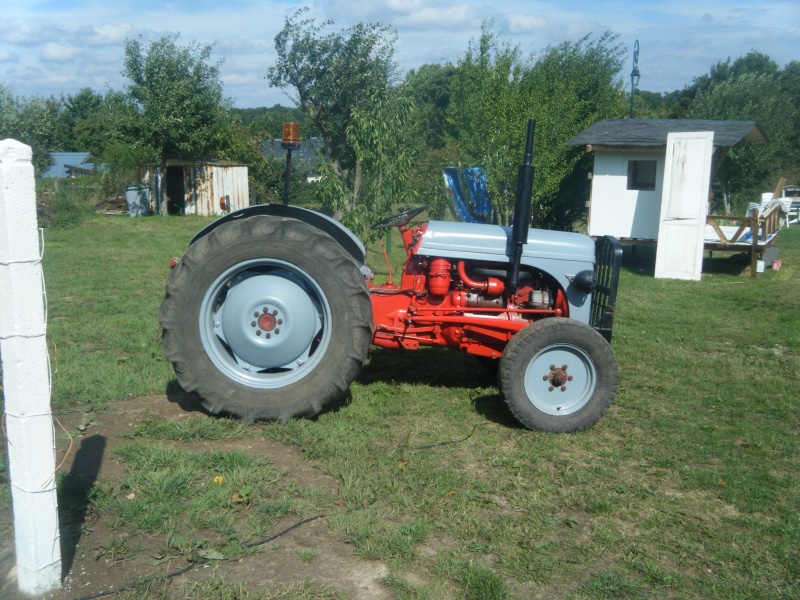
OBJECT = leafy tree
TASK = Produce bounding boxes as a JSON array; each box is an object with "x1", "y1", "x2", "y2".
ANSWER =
[
  {"x1": 0, "y1": 85, "x2": 66, "y2": 172},
  {"x1": 60, "y1": 88, "x2": 105, "y2": 153},
  {"x1": 689, "y1": 73, "x2": 796, "y2": 211},
  {"x1": 268, "y1": 8, "x2": 415, "y2": 234},
  {"x1": 778, "y1": 60, "x2": 800, "y2": 177},
  {"x1": 663, "y1": 51, "x2": 781, "y2": 119},
  {"x1": 119, "y1": 34, "x2": 232, "y2": 213},
  {"x1": 402, "y1": 63, "x2": 458, "y2": 149},
  {"x1": 232, "y1": 105, "x2": 318, "y2": 140},
  {"x1": 447, "y1": 26, "x2": 624, "y2": 228},
  {"x1": 0, "y1": 83, "x2": 21, "y2": 139}
]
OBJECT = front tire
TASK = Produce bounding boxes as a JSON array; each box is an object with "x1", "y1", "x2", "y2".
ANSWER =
[
  {"x1": 498, "y1": 319, "x2": 618, "y2": 432},
  {"x1": 159, "y1": 216, "x2": 373, "y2": 422}
]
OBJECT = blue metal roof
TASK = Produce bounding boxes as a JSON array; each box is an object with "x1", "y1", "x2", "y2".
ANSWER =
[{"x1": 40, "y1": 152, "x2": 106, "y2": 178}]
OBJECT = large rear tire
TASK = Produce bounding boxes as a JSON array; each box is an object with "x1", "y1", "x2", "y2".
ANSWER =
[
  {"x1": 159, "y1": 216, "x2": 373, "y2": 422},
  {"x1": 498, "y1": 319, "x2": 617, "y2": 432}
]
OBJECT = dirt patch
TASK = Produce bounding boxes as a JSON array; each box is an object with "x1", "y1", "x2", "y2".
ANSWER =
[{"x1": 0, "y1": 394, "x2": 389, "y2": 599}]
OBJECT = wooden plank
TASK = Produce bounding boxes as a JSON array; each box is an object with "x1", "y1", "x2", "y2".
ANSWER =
[
  {"x1": 707, "y1": 217, "x2": 729, "y2": 244},
  {"x1": 729, "y1": 221, "x2": 748, "y2": 244},
  {"x1": 772, "y1": 177, "x2": 786, "y2": 199}
]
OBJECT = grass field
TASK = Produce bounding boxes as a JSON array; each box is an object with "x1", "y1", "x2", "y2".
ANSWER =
[{"x1": 2, "y1": 213, "x2": 799, "y2": 599}]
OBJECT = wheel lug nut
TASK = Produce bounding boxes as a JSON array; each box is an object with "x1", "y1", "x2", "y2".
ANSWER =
[
  {"x1": 567, "y1": 375, "x2": 573, "y2": 381},
  {"x1": 550, "y1": 364, "x2": 556, "y2": 370},
  {"x1": 274, "y1": 328, "x2": 280, "y2": 334},
  {"x1": 256, "y1": 330, "x2": 261, "y2": 336},
  {"x1": 542, "y1": 375, "x2": 548, "y2": 381},
  {"x1": 251, "y1": 321, "x2": 256, "y2": 327},
  {"x1": 548, "y1": 386, "x2": 554, "y2": 392},
  {"x1": 562, "y1": 365, "x2": 568, "y2": 370},
  {"x1": 272, "y1": 309, "x2": 278, "y2": 316},
  {"x1": 263, "y1": 307, "x2": 269, "y2": 313},
  {"x1": 253, "y1": 312, "x2": 259, "y2": 318},
  {"x1": 266, "y1": 333, "x2": 271, "y2": 339},
  {"x1": 277, "y1": 319, "x2": 283, "y2": 325},
  {"x1": 561, "y1": 386, "x2": 566, "y2": 392}
]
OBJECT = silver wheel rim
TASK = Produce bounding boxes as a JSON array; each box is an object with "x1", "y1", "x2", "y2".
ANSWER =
[
  {"x1": 199, "y1": 258, "x2": 331, "y2": 389},
  {"x1": 523, "y1": 343, "x2": 597, "y2": 416}
]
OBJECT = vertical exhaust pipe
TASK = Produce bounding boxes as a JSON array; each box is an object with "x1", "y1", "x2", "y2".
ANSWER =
[{"x1": 508, "y1": 119, "x2": 535, "y2": 295}]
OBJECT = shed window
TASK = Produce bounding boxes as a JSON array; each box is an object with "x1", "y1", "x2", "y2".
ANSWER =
[{"x1": 627, "y1": 160, "x2": 657, "y2": 191}]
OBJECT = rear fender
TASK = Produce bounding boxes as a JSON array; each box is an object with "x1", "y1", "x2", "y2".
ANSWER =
[{"x1": 189, "y1": 204, "x2": 366, "y2": 265}]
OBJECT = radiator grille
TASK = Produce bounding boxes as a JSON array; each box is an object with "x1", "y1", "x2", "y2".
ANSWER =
[{"x1": 590, "y1": 236, "x2": 622, "y2": 342}]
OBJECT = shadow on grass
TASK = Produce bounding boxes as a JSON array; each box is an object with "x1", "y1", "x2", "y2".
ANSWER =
[
  {"x1": 165, "y1": 380, "x2": 213, "y2": 416},
  {"x1": 58, "y1": 434, "x2": 105, "y2": 578},
  {"x1": 620, "y1": 242, "x2": 752, "y2": 278},
  {"x1": 701, "y1": 251, "x2": 752, "y2": 277},
  {"x1": 471, "y1": 393, "x2": 524, "y2": 429},
  {"x1": 620, "y1": 243, "x2": 656, "y2": 276},
  {"x1": 357, "y1": 346, "x2": 497, "y2": 389}
]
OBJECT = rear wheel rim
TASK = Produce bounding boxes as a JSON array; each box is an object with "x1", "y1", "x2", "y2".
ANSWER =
[
  {"x1": 523, "y1": 343, "x2": 597, "y2": 416},
  {"x1": 199, "y1": 258, "x2": 331, "y2": 389}
]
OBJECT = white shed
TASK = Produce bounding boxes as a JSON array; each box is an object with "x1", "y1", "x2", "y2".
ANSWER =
[
  {"x1": 566, "y1": 119, "x2": 768, "y2": 241},
  {"x1": 137, "y1": 158, "x2": 250, "y2": 216}
]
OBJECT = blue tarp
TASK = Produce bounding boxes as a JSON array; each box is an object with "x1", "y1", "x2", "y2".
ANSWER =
[{"x1": 442, "y1": 167, "x2": 492, "y2": 223}]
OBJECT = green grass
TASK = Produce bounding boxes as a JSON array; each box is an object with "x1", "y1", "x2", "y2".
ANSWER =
[
  {"x1": 2, "y1": 214, "x2": 799, "y2": 598},
  {"x1": 42, "y1": 214, "x2": 216, "y2": 409}
]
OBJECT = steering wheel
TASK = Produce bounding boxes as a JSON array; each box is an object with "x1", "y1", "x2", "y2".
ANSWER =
[{"x1": 369, "y1": 205, "x2": 427, "y2": 230}]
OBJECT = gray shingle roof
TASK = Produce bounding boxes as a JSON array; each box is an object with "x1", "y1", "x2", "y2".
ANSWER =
[{"x1": 565, "y1": 119, "x2": 768, "y2": 148}]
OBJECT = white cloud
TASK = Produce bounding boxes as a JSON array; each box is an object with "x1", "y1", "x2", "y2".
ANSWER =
[
  {"x1": 40, "y1": 43, "x2": 82, "y2": 63},
  {"x1": 386, "y1": 0, "x2": 427, "y2": 10},
  {"x1": 77, "y1": 23, "x2": 139, "y2": 47},
  {"x1": 395, "y1": 5, "x2": 479, "y2": 29},
  {"x1": 2, "y1": 18, "x2": 68, "y2": 46},
  {"x1": 0, "y1": 0, "x2": 798, "y2": 107},
  {"x1": 504, "y1": 13, "x2": 552, "y2": 34}
]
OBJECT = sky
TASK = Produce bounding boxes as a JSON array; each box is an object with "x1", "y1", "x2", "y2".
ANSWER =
[{"x1": 1, "y1": 0, "x2": 798, "y2": 108}]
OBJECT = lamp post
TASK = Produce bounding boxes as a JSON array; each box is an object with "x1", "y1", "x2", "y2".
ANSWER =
[
  {"x1": 630, "y1": 40, "x2": 640, "y2": 118},
  {"x1": 280, "y1": 122, "x2": 301, "y2": 205}
]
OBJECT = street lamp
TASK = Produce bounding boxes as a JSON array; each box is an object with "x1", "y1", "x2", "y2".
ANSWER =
[{"x1": 630, "y1": 40, "x2": 640, "y2": 118}]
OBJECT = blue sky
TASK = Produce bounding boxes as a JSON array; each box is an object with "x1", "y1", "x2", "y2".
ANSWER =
[{"x1": 1, "y1": 0, "x2": 798, "y2": 108}]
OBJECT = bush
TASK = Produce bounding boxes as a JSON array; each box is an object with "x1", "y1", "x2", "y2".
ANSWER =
[{"x1": 37, "y1": 179, "x2": 97, "y2": 228}]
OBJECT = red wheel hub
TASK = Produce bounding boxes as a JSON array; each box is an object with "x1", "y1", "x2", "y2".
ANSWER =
[{"x1": 258, "y1": 313, "x2": 277, "y2": 332}]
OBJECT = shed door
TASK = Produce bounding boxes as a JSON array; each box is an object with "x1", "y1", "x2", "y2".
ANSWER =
[{"x1": 654, "y1": 132, "x2": 714, "y2": 281}]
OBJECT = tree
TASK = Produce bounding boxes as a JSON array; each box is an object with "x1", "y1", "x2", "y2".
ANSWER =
[
  {"x1": 232, "y1": 105, "x2": 318, "y2": 140},
  {"x1": 403, "y1": 63, "x2": 458, "y2": 149},
  {"x1": 447, "y1": 26, "x2": 624, "y2": 228},
  {"x1": 778, "y1": 60, "x2": 800, "y2": 177},
  {"x1": 689, "y1": 73, "x2": 796, "y2": 211},
  {"x1": 446, "y1": 25, "x2": 530, "y2": 225},
  {"x1": 664, "y1": 51, "x2": 781, "y2": 119},
  {"x1": 268, "y1": 9, "x2": 415, "y2": 234},
  {"x1": 60, "y1": 88, "x2": 105, "y2": 153},
  {"x1": 0, "y1": 85, "x2": 67, "y2": 172},
  {"x1": 119, "y1": 34, "x2": 232, "y2": 214}
]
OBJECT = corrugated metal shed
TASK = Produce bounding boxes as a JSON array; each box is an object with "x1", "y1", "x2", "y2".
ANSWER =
[
  {"x1": 137, "y1": 158, "x2": 249, "y2": 216},
  {"x1": 565, "y1": 119, "x2": 768, "y2": 149}
]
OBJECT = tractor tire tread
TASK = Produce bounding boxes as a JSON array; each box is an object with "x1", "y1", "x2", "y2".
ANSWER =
[{"x1": 159, "y1": 216, "x2": 372, "y2": 422}]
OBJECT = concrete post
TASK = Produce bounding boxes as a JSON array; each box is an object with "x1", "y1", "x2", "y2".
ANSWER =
[{"x1": 0, "y1": 139, "x2": 62, "y2": 595}]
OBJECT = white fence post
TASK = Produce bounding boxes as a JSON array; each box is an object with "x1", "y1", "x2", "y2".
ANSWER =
[{"x1": 0, "y1": 139, "x2": 62, "y2": 595}]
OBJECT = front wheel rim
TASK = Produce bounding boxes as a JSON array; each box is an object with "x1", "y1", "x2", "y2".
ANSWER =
[
  {"x1": 523, "y1": 343, "x2": 597, "y2": 416},
  {"x1": 198, "y1": 258, "x2": 331, "y2": 389}
]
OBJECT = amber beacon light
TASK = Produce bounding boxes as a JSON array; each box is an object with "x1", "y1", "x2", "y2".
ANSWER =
[
  {"x1": 281, "y1": 122, "x2": 301, "y2": 205},
  {"x1": 281, "y1": 122, "x2": 301, "y2": 150}
]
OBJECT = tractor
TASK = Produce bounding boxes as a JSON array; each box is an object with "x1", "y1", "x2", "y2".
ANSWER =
[{"x1": 159, "y1": 121, "x2": 622, "y2": 433}]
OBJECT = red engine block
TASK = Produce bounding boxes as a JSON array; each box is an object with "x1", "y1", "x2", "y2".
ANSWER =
[{"x1": 367, "y1": 223, "x2": 568, "y2": 358}]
